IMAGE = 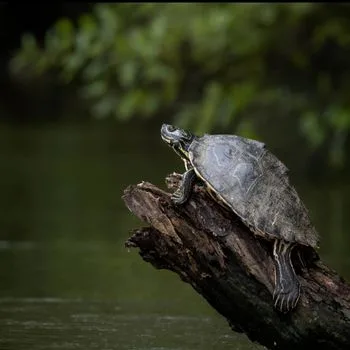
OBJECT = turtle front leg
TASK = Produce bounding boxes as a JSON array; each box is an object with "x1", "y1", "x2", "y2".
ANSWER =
[{"x1": 172, "y1": 168, "x2": 197, "y2": 205}]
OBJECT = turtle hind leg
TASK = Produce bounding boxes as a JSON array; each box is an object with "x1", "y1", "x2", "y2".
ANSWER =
[
  {"x1": 272, "y1": 240, "x2": 300, "y2": 313},
  {"x1": 171, "y1": 168, "x2": 197, "y2": 205}
]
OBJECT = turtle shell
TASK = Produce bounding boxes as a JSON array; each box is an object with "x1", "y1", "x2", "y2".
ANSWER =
[{"x1": 189, "y1": 134, "x2": 319, "y2": 248}]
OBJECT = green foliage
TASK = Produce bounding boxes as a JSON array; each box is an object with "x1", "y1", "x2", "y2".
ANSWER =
[{"x1": 10, "y1": 3, "x2": 350, "y2": 166}]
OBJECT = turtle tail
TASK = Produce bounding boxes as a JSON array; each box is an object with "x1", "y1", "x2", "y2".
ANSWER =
[{"x1": 272, "y1": 240, "x2": 300, "y2": 313}]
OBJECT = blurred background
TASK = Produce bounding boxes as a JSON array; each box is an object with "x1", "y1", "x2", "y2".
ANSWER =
[{"x1": 1, "y1": 3, "x2": 350, "y2": 350}]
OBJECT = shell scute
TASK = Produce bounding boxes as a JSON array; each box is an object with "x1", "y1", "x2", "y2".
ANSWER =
[{"x1": 189, "y1": 134, "x2": 319, "y2": 247}]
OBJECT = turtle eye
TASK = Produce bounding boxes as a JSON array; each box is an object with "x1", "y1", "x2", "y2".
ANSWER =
[{"x1": 167, "y1": 125, "x2": 176, "y2": 132}]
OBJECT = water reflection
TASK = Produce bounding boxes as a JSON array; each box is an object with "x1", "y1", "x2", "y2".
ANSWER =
[
  {"x1": 0, "y1": 298, "x2": 259, "y2": 350},
  {"x1": 0, "y1": 121, "x2": 349, "y2": 350}
]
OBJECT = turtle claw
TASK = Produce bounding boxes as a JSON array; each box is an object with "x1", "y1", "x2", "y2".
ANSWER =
[
  {"x1": 273, "y1": 294, "x2": 287, "y2": 314},
  {"x1": 273, "y1": 283, "x2": 300, "y2": 314},
  {"x1": 171, "y1": 190, "x2": 187, "y2": 205}
]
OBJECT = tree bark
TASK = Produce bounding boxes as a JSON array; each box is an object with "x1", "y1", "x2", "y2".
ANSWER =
[{"x1": 123, "y1": 173, "x2": 350, "y2": 350}]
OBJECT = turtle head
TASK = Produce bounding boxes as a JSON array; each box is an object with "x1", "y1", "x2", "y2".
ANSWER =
[{"x1": 161, "y1": 124, "x2": 194, "y2": 161}]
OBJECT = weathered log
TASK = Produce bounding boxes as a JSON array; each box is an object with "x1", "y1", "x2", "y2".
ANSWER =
[{"x1": 123, "y1": 173, "x2": 350, "y2": 350}]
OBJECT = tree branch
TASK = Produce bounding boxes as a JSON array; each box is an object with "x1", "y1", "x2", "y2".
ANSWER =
[{"x1": 123, "y1": 173, "x2": 350, "y2": 350}]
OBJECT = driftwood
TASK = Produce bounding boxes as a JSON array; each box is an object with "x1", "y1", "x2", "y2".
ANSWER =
[{"x1": 123, "y1": 173, "x2": 350, "y2": 350}]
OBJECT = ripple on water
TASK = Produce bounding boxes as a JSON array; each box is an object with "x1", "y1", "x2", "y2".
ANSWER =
[{"x1": 0, "y1": 298, "x2": 261, "y2": 350}]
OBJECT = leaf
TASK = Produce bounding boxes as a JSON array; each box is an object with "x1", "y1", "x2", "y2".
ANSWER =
[
  {"x1": 327, "y1": 107, "x2": 350, "y2": 130},
  {"x1": 117, "y1": 90, "x2": 144, "y2": 120},
  {"x1": 21, "y1": 33, "x2": 38, "y2": 52},
  {"x1": 82, "y1": 60, "x2": 106, "y2": 81},
  {"x1": 78, "y1": 14, "x2": 97, "y2": 34},
  {"x1": 142, "y1": 93, "x2": 160, "y2": 117},
  {"x1": 300, "y1": 112, "x2": 326, "y2": 149},
  {"x1": 232, "y1": 82, "x2": 257, "y2": 113},
  {"x1": 236, "y1": 119, "x2": 259, "y2": 140},
  {"x1": 119, "y1": 61, "x2": 138, "y2": 88},
  {"x1": 197, "y1": 81, "x2": 222, "y2": 134},
  {"x1": 55, "y1": 18, "x2": 74, "y2": 51},
  {"x1": 92, "y1": 94, "x2": 116, "y2": 119},
  {"x1": 80, "y1": 80, "x2": 108, "y2": 99}
]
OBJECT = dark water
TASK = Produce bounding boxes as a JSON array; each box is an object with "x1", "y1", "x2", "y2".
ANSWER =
[{"x1": 0, "y1": 121, "x2": 349, "y2": 350}]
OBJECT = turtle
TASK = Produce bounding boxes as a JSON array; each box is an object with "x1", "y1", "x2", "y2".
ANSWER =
[{"x1": 160, "y1": 123, "x2": 319, "y2": 313}]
